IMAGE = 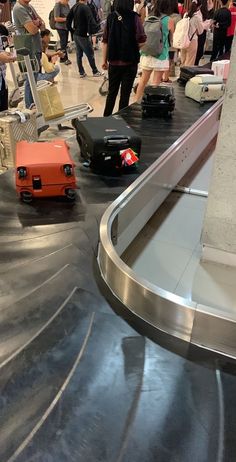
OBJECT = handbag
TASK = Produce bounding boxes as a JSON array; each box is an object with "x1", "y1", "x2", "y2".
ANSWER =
[{"x1": 38, "y1": 84, "x2": 65, "y2": 121}]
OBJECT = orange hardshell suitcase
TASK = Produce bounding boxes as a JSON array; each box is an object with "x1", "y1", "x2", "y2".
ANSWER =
[{"x1": 15, "y1": 139, "x2": 77, "y2": 202}]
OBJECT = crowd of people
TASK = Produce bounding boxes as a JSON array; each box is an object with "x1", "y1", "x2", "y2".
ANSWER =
[{"x1": 0, "y1": 0, "x2": 235, "y2": 114}]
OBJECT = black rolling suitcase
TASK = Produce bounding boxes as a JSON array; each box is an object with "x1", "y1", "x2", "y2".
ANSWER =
[
  {"x1": 74, "y1": 116, "x2": 141, "y2": 172},
  {"x1": 178, "y1": 66, "x2": 214, "y2": 85},
  {"x1": 141, "y1": 85, "x2": 175, "y2": 117}
]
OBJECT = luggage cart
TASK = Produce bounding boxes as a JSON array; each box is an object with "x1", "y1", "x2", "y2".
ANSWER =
[{"x1": 16, "y1": 48, "x2": 93, "y2": 132}]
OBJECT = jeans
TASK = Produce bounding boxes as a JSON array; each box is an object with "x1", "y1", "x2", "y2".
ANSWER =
[
  {"x1": 103, "y1": 64, "x2": 137, "y2": 117},
  {"x1": 37, "y1": 65, "x2": 60, "y2": 83},
  {"x1": 24, "y1": 52, "x2": 41, "y2": 109},
  {"x1": 57, "y1": 29, "x2": 69, "y2": 60},
  {"x1": 74, "y1": 34, "x2": 98, "y2": 75}
]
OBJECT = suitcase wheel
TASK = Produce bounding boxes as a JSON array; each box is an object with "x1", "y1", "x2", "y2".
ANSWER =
[
  {"x1": 63, "y1": 164, "x2": 73, "y2": 176},
  {"x1": 65, "y1": 188, "x2": 76, "y2": 201},
  {"x1": 20, "y1": 191, "x2": 33, "y2": 203},
  {"x1": 17, "y1": 167, "x2": 27, "y2": 179}
]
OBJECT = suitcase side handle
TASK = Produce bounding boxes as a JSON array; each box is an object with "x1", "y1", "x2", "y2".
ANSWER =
[{"x1": 104, "y1": 136, "x2": 129, "y2": 146}]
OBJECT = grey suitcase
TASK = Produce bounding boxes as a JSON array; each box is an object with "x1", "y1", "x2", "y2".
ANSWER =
[
  {"x1": 185, "y1": 74, "x2": 225, "y2": 104},
  {"x1": 0, "y1": 110, "x2": 37, "y2": 168}
]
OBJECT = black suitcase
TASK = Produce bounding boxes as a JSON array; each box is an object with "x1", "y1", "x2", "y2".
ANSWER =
[
  {"x1": 178, "y1": 66, "x2": 214, "y2": 85},
  {"x1": 141, "y1": 85, "x2": 175, "y2": 117},
  {"x1": 73, "y1": 116, "x2": 141, "y2": 172}
]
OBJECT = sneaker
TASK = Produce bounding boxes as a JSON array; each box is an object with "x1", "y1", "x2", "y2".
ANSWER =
[
  {"x1": 80, "y1": 73, "x2": 87, "y2": 78},
  {"x1": 64, "y1": 59, "x2": 72, "y2": 65},
  {"x1": 93, "y1": 71, "x2": 104, "y2": 77}
]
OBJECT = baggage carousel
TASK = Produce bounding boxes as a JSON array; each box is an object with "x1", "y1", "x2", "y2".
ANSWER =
[{"x1": 1, "y1": 84, "x2": 236, "y2": 462}]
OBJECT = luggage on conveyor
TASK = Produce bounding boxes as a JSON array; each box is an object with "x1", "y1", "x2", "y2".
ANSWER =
[
  {"x1": 185, "y1": 74, "x2": 225, "y2": 104},
  {"x1": 178, "y1": 65, "x2": 214, "y2": 85},
  {"x1": 0, "y1": 110, "x2": 37, "y2": 168},
  {"x1": 73, "y1": 116, "x2": 141, "y2": 172},
  {"x1": 141, "y1": 85, "x2": 175, "y2": 117},
  {"x1": 15, "y1": 139, "x2": 76, "y2": 203}
]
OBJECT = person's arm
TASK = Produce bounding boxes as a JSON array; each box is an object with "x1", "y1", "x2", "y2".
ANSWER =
[
  {"x1": 66, "y1": 7, "x2": 74, "y2": 33},
  {"x1": 135, "y1": 14, "x2": 147, "y2": 47},
  {"x1": 54, "y1": 4, "x2": 67, "y2": 23},
  {"x1": 0, "y1": 51, "x2": 15, "y2": 63},
  {"x1": 168, "y1": 17, "x2": 175, "y2": 46},
  {"x1": 102, "y1": 21, "x2": 108, "y2": 69},
  {"x1": 87, "y1": 6, "x2": 100, "y2": 34},
  {"x1": 196, "y1": 15, "x2": 204, "y2": 35},
  {"x1": 41, "y1": 52, "x2": 55, "y2": 73}
]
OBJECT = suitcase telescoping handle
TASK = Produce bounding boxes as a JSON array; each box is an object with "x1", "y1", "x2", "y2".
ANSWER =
[{"x1": 104, "y1": 135, "x2": 129, "y2": 146}]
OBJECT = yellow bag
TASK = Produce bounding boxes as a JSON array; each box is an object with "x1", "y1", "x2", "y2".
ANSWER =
[{"x1": 38, "y1": 85, "x2": 65, "y2": 121}]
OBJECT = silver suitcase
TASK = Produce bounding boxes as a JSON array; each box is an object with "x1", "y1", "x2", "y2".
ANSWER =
[
  {"x1": 185, "y1": 74, "x2": 225, "y2": 104},
  {"x1": 0, "y1": 110, "x2": 37, "y2": 168}
]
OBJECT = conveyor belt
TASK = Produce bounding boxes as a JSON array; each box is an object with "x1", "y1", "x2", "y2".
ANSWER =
[{"x1": 1, "y1": 85, "x2": 236, "y2": 461}]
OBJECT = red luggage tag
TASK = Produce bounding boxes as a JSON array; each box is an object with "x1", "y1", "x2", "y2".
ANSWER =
[{"x1": 120, "y1": 148, "x2": 139, "y2": 166}]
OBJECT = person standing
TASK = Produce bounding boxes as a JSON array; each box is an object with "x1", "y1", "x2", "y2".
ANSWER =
[
  {"x1": 102, "y1": 0, "x2": 146, "y2": 116},
  {"x1": 163, "y1": 0, "x2": 181, "y2": 81},
  {"x1": 54, "y1": 0, "x2": 72, "y2": 65},
  {"x1": 13, "y1": 0, "x2": 45, "y2": 108},
  {"x1": 194, "y1": 0, "x2": 214, "y2": 65},
  {"x1": 67, "y1": 0, "x2": 103, "y2": 77},
  {"x1": 135, "y1": 0, "x2": 174, "y2": 102},
  {"x1": 210, "y1": 0, "x2": 231, "y2": 61},
  {"x1": 180, "y1": 0, "x2": 204, "y2": 67}
]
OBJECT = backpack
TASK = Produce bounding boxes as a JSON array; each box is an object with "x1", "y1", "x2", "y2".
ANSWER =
[
  {"x1": 142, "y1": 16, "x2": 166, "y2": 58},
  {"x1": 173, "y1": 15, "x2": 191, "y2": 49},
  {"x1": 49, "y1": 8, "x2": 56, "y2": 30},
  {"x1": 88, "y1": 0, "x2": 100, "y2": 24}
]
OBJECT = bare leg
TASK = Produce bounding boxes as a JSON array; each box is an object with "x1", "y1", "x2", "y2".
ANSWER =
[
  {"x1": 152, "y1": 70, "x2": 163, "y2": 86},
  {"x1": 135, "y1": 69, "x2": 152, "y2": 102}
]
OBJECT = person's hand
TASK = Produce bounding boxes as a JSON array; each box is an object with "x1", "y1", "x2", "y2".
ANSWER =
[
  {"x1": 32, "y1": 18, "x2": 41, "y2": 27},
  {"x1": 0, "y1": 51, "x2": 15, "y2": 63},
  {"x1": 57, "y1": 50, "x2": 65, "y2": 58},
  {"x1": 102, "y1": 61, "x2": 108, "y2": 70}
]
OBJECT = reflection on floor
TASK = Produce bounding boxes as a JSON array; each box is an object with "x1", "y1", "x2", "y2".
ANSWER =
[{"x1": 123, "y1": 148, "x2": 236, "y2": 319}]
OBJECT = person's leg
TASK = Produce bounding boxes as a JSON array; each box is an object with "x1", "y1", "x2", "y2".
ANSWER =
[
  {"x1": 211, "y1": 30, "x2": 220, "y2": 61},
  {"x1": 0, "y1": 78, "x2": 8, "y2": 111},
  {"x1": 135, "y1": 69, "x2": 152, "y2": 102},
  {"x1": 180, "y1": 48, "x2": 187, "y2": 66},
  {"x1": 184, "y1": 40, "x2": 198, "y2": 66},
  {"x1": 74, "y1": 34, "x2": 85, "y2": 75},
  {"x1": 78, "y1": 36, "x2": 99, "y2": 74},
  {"x1": 103, "y1": 65, "x2": 122, "y2": 116},
  {"x1": 37, "y1": 65, "x2": 60, "y2": 82},
  {"x1": 24, "y1": 52, "x2": 41, "y2": 108},
  {"x1": 219, "y1": 30, "x2": 227, "y2": 57},
  {"x1": 57, "y1": 29, "x2": 69, "y2": 61},
  {"x1": 163, "y1": 51, "x2": 175, "y2": 81},
  {"x1": 225, "y1": 35, "x2": 233, "y2": 53},
  {"x1": 195, "y1": 30, "x2": 206, "y2": 65},
  {"x1": 152, "y1": 70, "x2": 164, "y2": 85},
  {"x1": 119, "y1": 64, "x2": 137, "y2": 111}
]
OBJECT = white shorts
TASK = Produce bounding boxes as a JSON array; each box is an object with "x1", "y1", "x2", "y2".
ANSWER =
[{"x1": 140, "y1": 55, "x2": 169, "y2": 71}]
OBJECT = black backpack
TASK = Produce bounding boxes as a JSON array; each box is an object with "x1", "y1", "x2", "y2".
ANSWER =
[
  {"x1": 49, "y1": 8, "x2": 56, "y2": 30},
  {"x1": 88, "y1": 0, "x2": 100, "y2": 24}
]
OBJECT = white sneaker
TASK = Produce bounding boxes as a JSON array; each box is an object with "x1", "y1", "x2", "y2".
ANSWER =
[{"x1": 93, "y1": 71, "x2": 104, "y2": 77}]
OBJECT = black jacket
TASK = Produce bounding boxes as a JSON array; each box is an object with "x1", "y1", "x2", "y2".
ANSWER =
[{"x1": 67, "y1": 2, "x2": 99, "y2": 37}]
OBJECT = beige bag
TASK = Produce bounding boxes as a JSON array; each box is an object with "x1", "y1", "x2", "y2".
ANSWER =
[
  {"x1": 0, "y1": 110, "x2": 37, "y2": 168},
  {"x1": 38, "y1": 85, "x2": 65, "y2": 121}
]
